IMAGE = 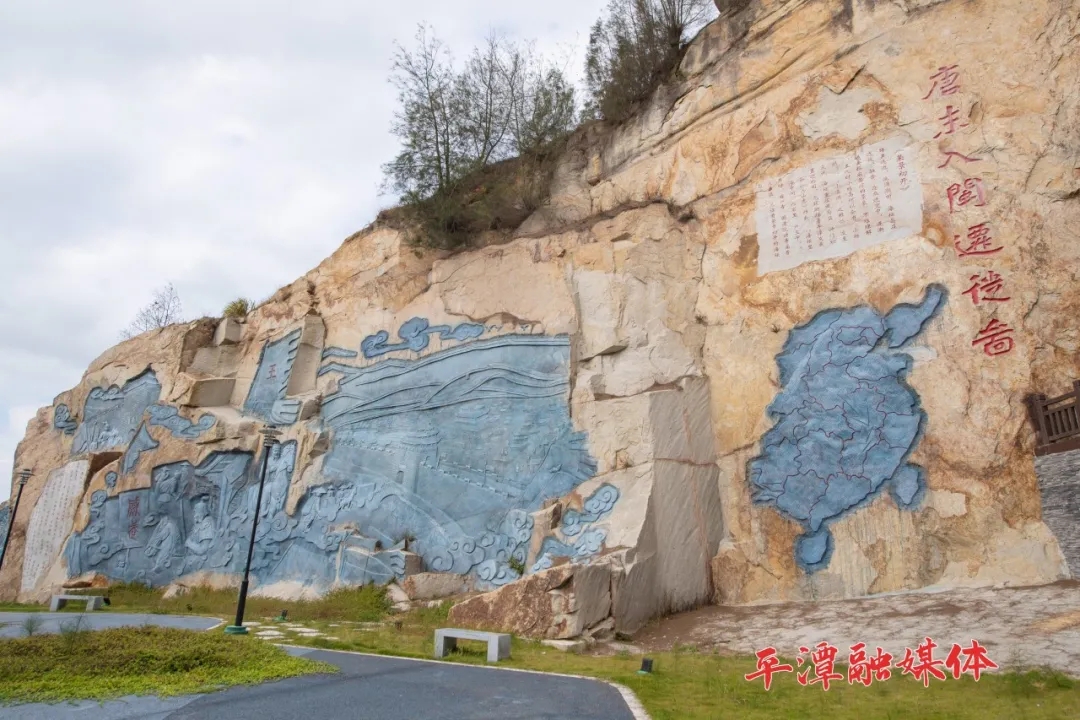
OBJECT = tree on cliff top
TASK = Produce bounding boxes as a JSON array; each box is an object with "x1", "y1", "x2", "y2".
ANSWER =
[
  {"x1": 381, "y1": 25, "x2": 577, "y2": 248},
  {"x1": 121, "y1": 284, "x2": 184, "y2": 339},
  {"x1": 585, "y1": 0, "x2": 716, "y2": 123}
]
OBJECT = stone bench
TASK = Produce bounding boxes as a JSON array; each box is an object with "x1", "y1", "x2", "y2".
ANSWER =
[
  {"x1": 49, "y1": 594, "x2": 104, "y2": 612},
  {"x1": 434, "y1": 627, "x2": 511, "y2": 663}
]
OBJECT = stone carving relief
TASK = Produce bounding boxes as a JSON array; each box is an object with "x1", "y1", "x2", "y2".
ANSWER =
[
  {"x1": 53, "y1": 404, "x2": 77, "y2": 435},
  {"x1": 64, "y1": 329, "x2": 608, "y2": 594},
  {"x1": 748, "y1": 285, "x2": 946, "y2": 572},
  {"x1": 67, "y1": 451, "x2": 254, "y2": 585},
  {"x1": 322, "y1": 346, "x2": 359, "y2": 360},
  {"x1": 320, "y1": 333, "x2": 596, "y2": 588},
  {"x1": 147, "y1": 404, "x2": 217, "y2": 439},
  {"x1": 72, "y1": 370, "x2": 161, "y2": 455},
  {"x1": 0, "y1": 504, "x2": 10, "y2": 561},
  {"x1": 22, "y1": 460, "x2": 89, "y2": 593},
  {"x1": 360, "y1": 317, "x2": 485, "y2": 359},
  {"x1": 244, "y1": 329, "x2": 301, "y2": 422},
  {"x1": 530, "y1": 484, "x2": 620, "y2": 572},
  {"x1": 120, "y1": 424, "x2": 159, "y2": 475}
]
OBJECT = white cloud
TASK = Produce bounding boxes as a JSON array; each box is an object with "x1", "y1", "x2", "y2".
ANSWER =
[{"x1": 0, "y1": 0, "x2": 609, "y2": 501}]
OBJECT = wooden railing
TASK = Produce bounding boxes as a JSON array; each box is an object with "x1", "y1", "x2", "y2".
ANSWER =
[{"x1": 1029, "y1": 380, "x2": 1080, "y2": 456}]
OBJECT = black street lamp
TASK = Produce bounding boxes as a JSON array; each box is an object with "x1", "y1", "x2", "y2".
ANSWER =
[
  {"x1": 0, "y1": 469, "x2": 33, "y2": 576},
  {"x1": 225, "y1": 427, "x2": 280, "y2": 635}
]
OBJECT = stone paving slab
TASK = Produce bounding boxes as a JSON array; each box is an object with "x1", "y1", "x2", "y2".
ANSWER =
[
  {"x1": 0, "y1": 612, "x2": 221, "y2": 639},
  {"x1": 633, "y1": 581, "x2": 1080, "y2": 675}
]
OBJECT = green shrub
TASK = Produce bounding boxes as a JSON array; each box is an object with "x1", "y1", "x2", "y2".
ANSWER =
[
  {"x1": 585, "y1": 0, "x2": 715, "y2": 123},
  {"x1": 222, "y1": 298, "x2": 252, "y2": 319}
]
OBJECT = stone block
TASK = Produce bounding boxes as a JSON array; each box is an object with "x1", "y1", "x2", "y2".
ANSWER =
[
  {"x1": 185, "y1": 378, "x2": 236, "y2": 408},
  {"x1": 190, "y1": 345, "x2": 242, "y2": 378},
  {"x1": 214, "y1": 317, "x2": 243, "y2": 346},
  {"x1": 576, "y1": 377, "x2": 717, "y2": 475},
  {"x1": 286, "y1": 315, "x2": 325, "y2": 397},
  {"x1": 401, "y1": 572, "x2": 471, "y2": 601}
]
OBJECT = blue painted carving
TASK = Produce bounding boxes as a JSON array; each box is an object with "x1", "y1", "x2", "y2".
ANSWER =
[
  {"x1": 322, "y1": 346, "x2": 358, "y2": 360},
  {"x1": 360, "y1": 317, "x2": 485, "y2": 359},
  {"x1": 72, "y1": 370, "x2": 161, "y2": 455},
  {"x1": 66, "y1": 333, "x2": 605, "y2": 592},
  {"x1": 561, "y1": 484, "x2": 619, "y2": 537},
  {"x1": 120, "y1": 424, "x2": 159, "y2": 475},
  {"x1": 529, "y1": 484, "x2": 620, "y2": 573},
  {"x1": 147, "y1": 404, "x2": 216, "y2": 439},
  {"x1": 747, "y1": 284, "x2": 946, "y2": 573},
  {"x1": 105, "y1": 472, "x2": 118, "y2": 489},
  {"x1": 0, "y1": 504, "x2": 10, "y2": 562},
  {"x1": 66, "y1": 451, "x2": 255, "y2": 584},
  {"x1": 269, "y1": 399, "x2": 303, "y2": 425},
  {"x1": 53, "y1": 404, "x2": 77, "y2": 435},
  {"x1": 244, "y1": 329, "x2": 301, "y2": 422}
]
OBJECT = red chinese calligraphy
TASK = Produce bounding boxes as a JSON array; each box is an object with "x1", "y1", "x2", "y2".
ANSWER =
[
  {"x1": 937, "y1": 150, "x2": 981, "y2": 169},
  {"x1": 962, "y1": 271, "x2": 1010, "y2": 304},
  {"x1": 934, "y1": 105, "x2": 970, "y2": 138},
  {"x1": 946, "y1": 178, "x2": 987, "y2": 212},
  {"x1": 848, "y1": 643, "x2": 894, "y2": 687},
  {"x1": 923, "y1": 65, "x2": 961, "y2": 99},
  {"x1": 745, "y1": 647, "x2": 793, "y2": 691},
  {"x1": 972, "y1": 319, "x2": 1015, "y2": 357},
  {"x1": 954, "y1": 222, "x2": 1003, "y2": 257},
  {"x1": 896, "y1": 637, "x2": 948, "y2": 688},
  {"x1": 795, "y1": 642, "x2": 844, "y2": 691},
  {"x1": 945, "y1": 640, "x2": 1000, "y2": 681}
]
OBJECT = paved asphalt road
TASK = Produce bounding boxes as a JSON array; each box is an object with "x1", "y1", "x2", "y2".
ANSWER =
[
  {"x1": 4, "y1": 644, "x2": 639, "y2": 720},
  {"x1": 0, "y1": 612, "x2": 222, "y2": 638}
]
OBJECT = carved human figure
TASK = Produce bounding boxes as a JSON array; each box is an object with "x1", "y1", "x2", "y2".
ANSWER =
[
  {"x1": 184, "y1": 497, "x2": 216, "y2": 570},
  {"x1": 144, "y1": 514, "x2": 181, "y2": 572}
]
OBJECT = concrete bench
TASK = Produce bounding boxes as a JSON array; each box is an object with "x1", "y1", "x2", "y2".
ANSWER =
[
  {"x1": 50, "y1": 594, "x2": 104, "y2": 612},
  {"x1": 434, "y1": 627, "x2": 511, "y2": 663}
]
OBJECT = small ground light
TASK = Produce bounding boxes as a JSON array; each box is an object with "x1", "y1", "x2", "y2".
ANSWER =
[{"x1": 638, "y1": 658, "x2": 654, "y2": 674}]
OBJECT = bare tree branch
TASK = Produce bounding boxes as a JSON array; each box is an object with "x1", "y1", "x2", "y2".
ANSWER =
[{"x1": 121, "y1": 284, "x2": 184, "y2": 340}]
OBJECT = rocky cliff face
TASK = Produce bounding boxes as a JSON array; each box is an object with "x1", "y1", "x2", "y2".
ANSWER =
[{"x1": 1, "y1": 0, "x2": 1078, "y2": 639}]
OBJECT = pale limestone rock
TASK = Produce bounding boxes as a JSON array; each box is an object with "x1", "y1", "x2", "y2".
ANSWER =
[
  {"x1": 400, "y1": 572, "x2": 471, "y2": 601},
  {"x1": 214, "y1": 318, "x2": 243, "y2": 346}
]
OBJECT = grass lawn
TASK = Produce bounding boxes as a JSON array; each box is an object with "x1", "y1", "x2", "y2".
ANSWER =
[
  {"x1": 0, "y1": 626, "x2": 336, "y2": 705},
  {"x1": 10, "y1": 585, "x2": 1080, "y2": 718}
]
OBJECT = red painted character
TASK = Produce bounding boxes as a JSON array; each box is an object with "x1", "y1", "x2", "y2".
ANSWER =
[
  {"x1": 795, "y1": 642, "x2": 844, "y2": 691},
  {"x1": 962, "y1": 271, "x2": 1011, "y2": 304},
  {"x1": 954, "y1": 223, "x2": 1002, "y2": 257},
  {"x1": 946, "y1": 178, "x2": 987, "y2": 213},
  {"x1": 896, "y1": 637, "x2": 948, "y2": 687},
  {"x1": 934, "y1": 106, "x2": 970, "y2": 138},
  {"x1": 937, "y1": 150, "x2": 981, "y2": 169},
  {"x1": 945, "y1": 640, "x2": 1000, "y2": 681},
  {"x1": 847, "y1": 643, "x2": 894, "y2": 687},
  {"x1": 745, "y1": 647, "x2": 794, "y2": 691},
  {"x1": 923, "y1": 65, "x2": 961, "y2": 99},
  {"x1": 972, "y1": 319, "x2": 1015, "y2": 357}
]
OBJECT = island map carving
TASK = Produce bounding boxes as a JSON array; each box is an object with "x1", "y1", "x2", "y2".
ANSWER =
[{"x1": 748, "y1": 285, "x2": 946, "y2": 571}]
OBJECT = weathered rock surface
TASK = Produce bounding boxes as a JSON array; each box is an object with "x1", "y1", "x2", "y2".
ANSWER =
[{"x1": 1, "y1": 0, "x2": 1078, "y2": 638}]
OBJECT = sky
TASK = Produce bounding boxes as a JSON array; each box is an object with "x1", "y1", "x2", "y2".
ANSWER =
[{"x1": 0, "y1": 0, "x2": 611, "y2": 501}]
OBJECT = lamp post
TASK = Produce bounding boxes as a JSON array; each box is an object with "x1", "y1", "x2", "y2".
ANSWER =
[
  {"x1": 0, "y1": 469, "x2": 33, "y2": 575},
  {"x1": 225, "y1": 427, "x2": 280, "y2": 635}
]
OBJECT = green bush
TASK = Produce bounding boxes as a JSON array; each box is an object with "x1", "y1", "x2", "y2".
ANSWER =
[
  {"x1": 222, "y1": 298, "x2": 252, "y2": 319},
  {"x1": 0, "y1": 627, "x2": 333, "y2": 704},
  {"x1": 585, "y1": 0, "x2": 715, "y2": 123}
]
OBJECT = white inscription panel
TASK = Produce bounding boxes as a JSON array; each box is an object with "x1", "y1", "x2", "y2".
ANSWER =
[
  {"x1": 21, "y1": 460, "x2": 88, "y2": 593},
  {"x1": 755, "y1": 135, "x2": 923, "y2": 275}
]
